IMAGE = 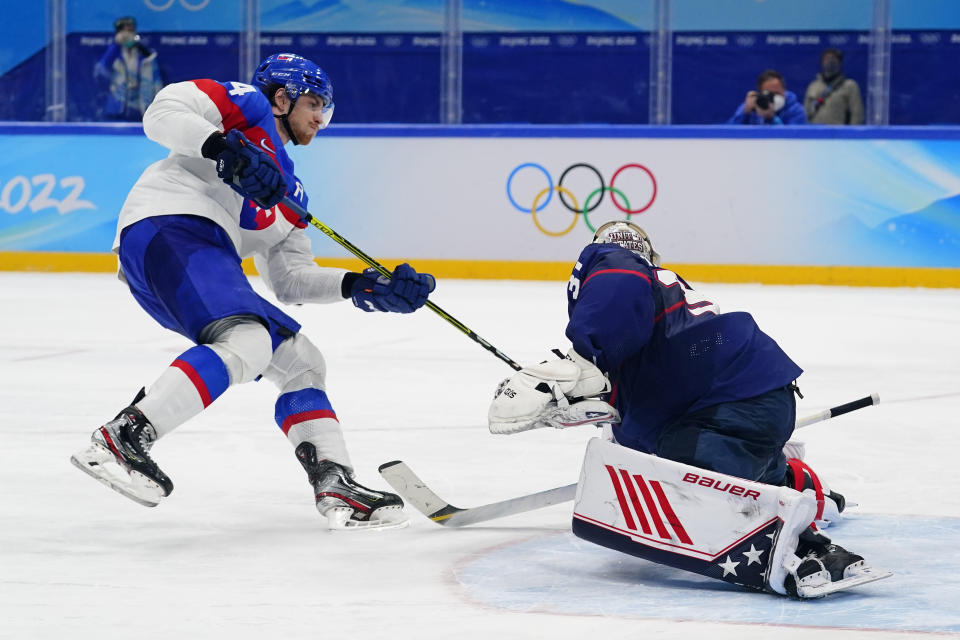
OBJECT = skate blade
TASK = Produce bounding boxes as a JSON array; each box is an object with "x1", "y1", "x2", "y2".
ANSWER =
[
  {"x1": 70, "y1": 444, "x2": 164, "y2": 508},
  {"x1": 324, "y1": 505, "x2": 409, "y2": 531},
  {"x1": 797, "y1": 566, "x2": 893, "y2": 598}
]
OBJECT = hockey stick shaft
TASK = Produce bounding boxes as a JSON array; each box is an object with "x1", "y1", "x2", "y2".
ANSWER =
[
  {"x1": 794, "y1": 392, "x2": 879, "y2": 429},
  {"x1": 379, "y1": 460, "x2": 575, "y2": 527},
  {"x1": 280, "y1": 196, "x2": 522, "y2": 371},
  {"x1": 383, "y1": 393, "x2": 880, "y2": 527}
]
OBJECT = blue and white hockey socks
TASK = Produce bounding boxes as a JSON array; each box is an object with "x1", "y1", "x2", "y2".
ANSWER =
[
  {"x1": 275, "y1": 387, "x2": 351, "y2": 471},
  {"x1": 137, "y1": 345, "x2": 231, "y2": 438},
  {"x1": 261, "y1": 334, "x2": 353, "y2": 470}
]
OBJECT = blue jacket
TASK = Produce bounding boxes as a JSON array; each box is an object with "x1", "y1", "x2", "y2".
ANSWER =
[
  {"x1": 727, "y1": 90, "x2": 807, "y2": 125},
  {"x1": 94, "y1": 42, "x2": 163, "y2": 121},
  {"x1": 565, "y1": 244, "x2": 803, "y2": 454}
]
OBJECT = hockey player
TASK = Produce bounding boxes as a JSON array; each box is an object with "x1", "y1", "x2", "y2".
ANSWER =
[
  {"x1": 488, "y1": 220, "x2": 888, "y2": 596},
  {"x1": 71, "y1": 53, "x2": 435, "y2": 530}
]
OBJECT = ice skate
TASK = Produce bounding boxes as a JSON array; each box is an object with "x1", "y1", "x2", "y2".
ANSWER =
[
  {"x1": 70, "y1": 395, "x2": 172, "y2": 508},
  {"x1": 784, "y1": 527, "x2": 891, "y2": 598},
  {"x1": 295, "y1": 442, "x2": 408, "y2": 530}
]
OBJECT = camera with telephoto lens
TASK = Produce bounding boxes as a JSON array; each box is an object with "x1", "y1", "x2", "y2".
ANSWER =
[{"x1": 755, "y1": 90, "x2": 776, "y2": 110}]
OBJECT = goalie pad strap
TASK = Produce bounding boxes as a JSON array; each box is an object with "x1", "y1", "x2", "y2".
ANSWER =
[{"x1": 787, "y1": 458, "x2": 826, "y2": 522}]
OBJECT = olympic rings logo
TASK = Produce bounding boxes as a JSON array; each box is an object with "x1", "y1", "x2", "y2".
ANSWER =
[
  {"x1": 143, "y1": 0, "x2": 211, "y2": 11},
  {"x1": 506, "y1": 162, "x2": 657, "y2": 236}
]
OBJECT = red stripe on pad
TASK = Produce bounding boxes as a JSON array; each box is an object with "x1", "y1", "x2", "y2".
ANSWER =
[
  {"x1": 649, "y1": 479, "x2": 693, "y2": 544},
  {"x1": 281, "y1": 409, "x2": 339, "y2": 435},
  {"x1": 619, "y1": 469, "x2": 652, "y2": 535},
  {"x1": 171, "y1": 359, "x2": 212, "y2": 407},
  {"x1": 582, "y1": 268, "x2": 651, "y2": 288},
  {"x1": 632, "y1": 473, "x2": 671, "y2": 539},
  {"x1": 605, "y1": 465, "x2": 637, "y2": 530}
]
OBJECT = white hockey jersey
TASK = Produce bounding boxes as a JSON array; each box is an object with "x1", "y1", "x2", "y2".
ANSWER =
[{"x1": 114, "y1": 79, "x2": 347, "y2": 304}]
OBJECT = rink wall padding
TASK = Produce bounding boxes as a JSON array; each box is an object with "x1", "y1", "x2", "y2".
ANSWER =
[
  {"x1": 3, "y1": 252, "x2": 959, "y2": 288},
  {"x1": 3, "y1": 124, "x2": 960, "y2": 288}
]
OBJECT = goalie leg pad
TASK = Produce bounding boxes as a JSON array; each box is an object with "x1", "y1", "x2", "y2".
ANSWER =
[{"x1": 572, "y1": 438, "x2": 816, "y2": 596}]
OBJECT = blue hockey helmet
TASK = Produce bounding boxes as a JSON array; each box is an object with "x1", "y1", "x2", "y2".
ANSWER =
[
  {"x1": 592, "y1": 220, "x2": 661, "y2": 266},
  {"x1": 253, "y1": 53, "x2": 334, "y2": 130}
]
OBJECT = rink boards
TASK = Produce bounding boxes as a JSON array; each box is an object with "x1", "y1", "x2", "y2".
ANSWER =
[{"x1": 2, "y1": 124, "x2": 959, "y2": 287}]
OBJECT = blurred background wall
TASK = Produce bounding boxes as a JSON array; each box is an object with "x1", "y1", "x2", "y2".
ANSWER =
[
  {"x1": 0, "y1": 1, "x2": 958, "y2": 287},
  {"x1": 2, "y1": 0, "x2": 958, "y2": 125}
]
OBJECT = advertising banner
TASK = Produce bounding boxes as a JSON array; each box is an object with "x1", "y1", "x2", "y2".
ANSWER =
[
  {"x1": 0, "y1": 133, "x2": 162, "y2": 252},
  {"x1": 292, "y1": 133, "x2": 960, "y2": 269},
  {"x1": 1, "y1": 128, "x2": 959, "y2": 275}
]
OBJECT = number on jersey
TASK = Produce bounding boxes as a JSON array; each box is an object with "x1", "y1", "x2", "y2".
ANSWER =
[
  {"x1": 655, "y1": 268, "x2": 719, "y2": 316},
  {"x1": 228, "y1": 82, "x2": 257, "y2": 97}
]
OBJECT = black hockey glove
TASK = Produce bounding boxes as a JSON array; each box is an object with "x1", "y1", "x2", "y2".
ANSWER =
[
  {"x1": 349, "y1": 264, "x2": 436, "y2": 313},
  {"x1": 202, "y1": 130, "x2": 287, "y2": 209}
]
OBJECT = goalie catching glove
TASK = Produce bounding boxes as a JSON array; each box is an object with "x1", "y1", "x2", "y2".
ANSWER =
[{"x1": 488, "y1": 349, "x2": 619, "y2": 434}]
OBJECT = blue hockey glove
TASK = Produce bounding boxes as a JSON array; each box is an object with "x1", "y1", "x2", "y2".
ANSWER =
[
  {"x1": 350, "y1": 263, "x2": 436, "y2": 313},
  {"x1": 209, "y1": 130, "x2": 287, "y2": 209}
]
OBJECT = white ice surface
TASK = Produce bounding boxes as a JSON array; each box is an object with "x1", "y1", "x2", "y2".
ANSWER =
[{"x1": 1, "y1": 272, "x2": 958, "y2": 639}]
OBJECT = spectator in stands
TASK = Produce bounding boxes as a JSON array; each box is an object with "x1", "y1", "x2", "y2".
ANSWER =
[
  {"x1": 94, "y1": 16, "x2": 163, "y2": 121},
  {"x1": 728, "y1": 69, "x2": 806, "y2": 125},
  {"x1": 804, "y1": 49, "x2": 864, "y2": 125}
]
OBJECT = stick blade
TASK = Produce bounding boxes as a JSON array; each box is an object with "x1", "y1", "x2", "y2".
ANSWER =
[{"x1": 378, "y1": 460, "x2": 464, "y2": 525}]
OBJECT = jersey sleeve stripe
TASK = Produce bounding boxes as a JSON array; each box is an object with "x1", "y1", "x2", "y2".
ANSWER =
[
  {"x1": 582, "y1": 268, "x2": 651, "y2": 288},
  {"x1": 191, "y1": 79, "x2": 249, "y2": 132}
]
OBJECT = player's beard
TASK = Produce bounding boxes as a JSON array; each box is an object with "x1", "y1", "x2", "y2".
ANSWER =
[{"x1": 293, "y1": 121, "x2": 319, "y2": 146}]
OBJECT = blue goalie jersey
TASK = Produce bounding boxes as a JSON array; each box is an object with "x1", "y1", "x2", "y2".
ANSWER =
[{"x1": 565, "y1": 243, "x2": 803, "y2": 454}]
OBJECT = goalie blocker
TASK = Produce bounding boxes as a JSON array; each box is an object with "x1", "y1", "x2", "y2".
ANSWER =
[{"x1": 573, "y1": 438, "x2": 890, "y2": 598}]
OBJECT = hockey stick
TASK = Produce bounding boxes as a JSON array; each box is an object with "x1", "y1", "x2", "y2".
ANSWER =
[
  {"x1": 380, "y1": 393, "x2": 880, "y2": 527},
  {"x1": 379, "y1": 460, "x2": 576, "y2": 527},
  {"x1": 794, "y1": 392, "x2": 879, "y2": 428},
  {"x1": 281, "y1": 196, "x2": 522, "y2": 371}
]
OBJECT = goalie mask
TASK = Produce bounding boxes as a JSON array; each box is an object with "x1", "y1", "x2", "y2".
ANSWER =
[{"x1": 592, "y1": 220, "x2": 661, "y2": 266}]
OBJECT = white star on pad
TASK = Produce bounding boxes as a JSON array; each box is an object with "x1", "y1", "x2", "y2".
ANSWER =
[
  {"x1": 742, "y1": 544, "x2": 764, "y2": 566},
  {"x1": 719, "y1": 555, "x2": 740, "y2": 577}
]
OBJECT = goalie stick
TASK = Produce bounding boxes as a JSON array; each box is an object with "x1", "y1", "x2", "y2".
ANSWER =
[{"x1": 380, "y1": 393, "x2": 880, "y2": 527}]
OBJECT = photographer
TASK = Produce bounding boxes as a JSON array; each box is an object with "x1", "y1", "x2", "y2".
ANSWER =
[{"x1": 727, "y1": 69, "x2": 806, "y2": 125}]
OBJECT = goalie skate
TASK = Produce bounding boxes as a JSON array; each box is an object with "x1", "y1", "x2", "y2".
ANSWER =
[
  {"x1": 296, "y1": 443, "x2": 408, "y2": 531},
  {"x1": 785, "y1": 529, "x2": 892, "y2": 598},
  {"x1": 789, "y1": 562, "x2": 892, "y2": 598},
  {"x1": 70, "y1": 401, "x2": 172, "y2": 508}
]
